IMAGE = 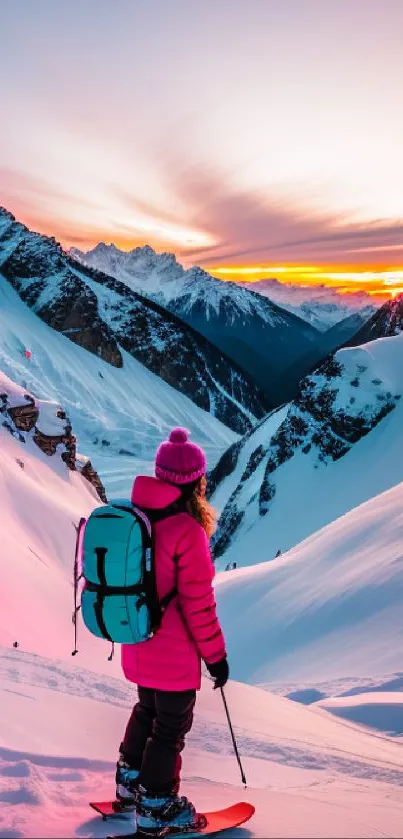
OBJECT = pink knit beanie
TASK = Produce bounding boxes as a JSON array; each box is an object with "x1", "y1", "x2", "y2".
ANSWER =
[{"x1": 155, "y1": 427, "x2": 207, "y2": 485}]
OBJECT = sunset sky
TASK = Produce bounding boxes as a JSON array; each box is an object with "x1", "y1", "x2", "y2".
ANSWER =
[{"x1": 1, "y1": 0, "x2": 403, "y2": 295}]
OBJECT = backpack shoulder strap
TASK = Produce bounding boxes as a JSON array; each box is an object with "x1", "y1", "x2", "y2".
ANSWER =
[
  {"x1": 160, "y1": 586, "x2": 178, "y2": 611},
  {"x1": 135, "y1": 499, "x2": 187, "y2": 623},
  {"x1": 144, "y1": 497, "x2": 188, "y2": 524}
]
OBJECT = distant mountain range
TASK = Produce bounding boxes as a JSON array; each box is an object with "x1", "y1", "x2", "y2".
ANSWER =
[{"x1": 237, "y1": 277, "x2": 382, "y2": 332}]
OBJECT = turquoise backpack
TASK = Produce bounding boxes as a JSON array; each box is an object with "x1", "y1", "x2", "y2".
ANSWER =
[{"x1": 72, "y1": 498, "x2": 183, "y2": 657}]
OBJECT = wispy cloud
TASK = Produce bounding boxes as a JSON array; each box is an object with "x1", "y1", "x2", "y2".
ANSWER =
[
  {"x1": 1, "y1": 160, "x2": 403, "y2": 271},
  {"x1": 168, "y1": 165, "x2": 403, "y2": 267}
]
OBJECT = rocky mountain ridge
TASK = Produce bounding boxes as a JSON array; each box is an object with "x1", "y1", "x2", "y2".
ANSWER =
[
  {"x1": 210, "y1": 333, "x2": 402, "y2": 561},
  {"x1": 0, "y1": 208, "x2": 267, "y2": 434},
  {"x1": 0, "y1": 371, "x2": 106, "y2": 502}
]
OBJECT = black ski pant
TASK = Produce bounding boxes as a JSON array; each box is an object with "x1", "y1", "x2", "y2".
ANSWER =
[{"x1": 121, "y1": 686, "x2": 196, "y2": 794}]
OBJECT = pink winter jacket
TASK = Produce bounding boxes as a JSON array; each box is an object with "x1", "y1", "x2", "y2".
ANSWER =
[{"x1": 121, "y1": 476, "x2": 226, "y2": 692}]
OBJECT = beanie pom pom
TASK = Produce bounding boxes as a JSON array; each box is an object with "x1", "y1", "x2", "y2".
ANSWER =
[
  {"x1": 156, "y1": 427, "x2": 206, "y2": 484},
  {"x1": 169, "y1": 427, "x2": 189, "y2": 444}
]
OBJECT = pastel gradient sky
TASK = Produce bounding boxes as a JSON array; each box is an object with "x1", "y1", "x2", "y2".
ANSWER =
[{"x1": 1, "y1": 0, "x2": 403, "y2": 294}]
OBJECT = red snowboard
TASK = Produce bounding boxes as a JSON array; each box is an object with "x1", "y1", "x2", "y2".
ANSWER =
[
  {"x1": 90, "y1": 800, "x2": 255, "y2": 837},
  {"x1": 90, "y1": 799, "x2": 134, "y2": 819},
  {"x1": 196, "y1": 802, "x2": 255, "y2": 834}
]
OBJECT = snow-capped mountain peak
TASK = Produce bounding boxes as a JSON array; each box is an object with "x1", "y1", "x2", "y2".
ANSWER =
[{"x1": 71, "y1": 240, "x2": 324, "y2": 403}]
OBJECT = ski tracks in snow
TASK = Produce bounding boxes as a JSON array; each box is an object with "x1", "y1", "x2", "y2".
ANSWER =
[
  {"x1": 2, "y1": 649, "x2": 403, "y2": 837},
  {"x1": 2, "y1": 649, "x2": 403, "y2": 788}
]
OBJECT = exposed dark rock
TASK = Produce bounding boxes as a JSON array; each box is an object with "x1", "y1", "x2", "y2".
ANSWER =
[
  {"x1": 0, "y1": 376, "x2": 106, "y2": 502},
  {"x1": 259, "y1": 470, "x2": 276, "y2": 515},
  {"x1": 345, "y1": 294, "x2": 403, "y2": 347},
  {"x1": 80, "y1": 460, "x2": 108, "y2": 503},
  {"x1": 7, "y1": 402, "x2": 38, "y2": 432},
  {"x1": 207, "y1": 439, "x2": 243, "y2": 497},
  {"x1": 240, "y1": 445, "x2": 267, "y2": 483},
  {"x1": 212, "y1": 506, "x2": 245, "y2": 560}
]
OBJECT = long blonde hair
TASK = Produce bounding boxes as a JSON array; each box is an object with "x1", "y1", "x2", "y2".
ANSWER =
[{"x1": 185, "y1": 475, "x2": 217, "y2": 540}]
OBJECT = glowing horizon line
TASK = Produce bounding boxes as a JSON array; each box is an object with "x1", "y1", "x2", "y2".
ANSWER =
[
  {"x1": 212, "y1": 265, "x2": 319, "y2": 275},
  {"x1": 212, "y1": 265, "x2": 403, "y2": 280}
]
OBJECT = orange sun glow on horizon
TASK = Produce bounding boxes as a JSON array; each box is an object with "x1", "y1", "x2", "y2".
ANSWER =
[
  {"x1": 207, "y1": 264, "x2": 403, "y2": 298},
  {"x1": 2, "y1": 202, "x2": 402, "y2": 299}
]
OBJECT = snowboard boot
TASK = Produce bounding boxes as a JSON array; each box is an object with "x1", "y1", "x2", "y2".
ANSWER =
[
  {"x1": 115, "y1": 751, "x2": 139, "y2": 811},
  {"x1": 135, "y1": 784, "x2": 207, "y2": 836}
]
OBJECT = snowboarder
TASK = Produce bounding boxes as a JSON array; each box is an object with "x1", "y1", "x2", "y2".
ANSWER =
[{"x1": 115, "y1": 428, "x2": 229, "y2": 835}]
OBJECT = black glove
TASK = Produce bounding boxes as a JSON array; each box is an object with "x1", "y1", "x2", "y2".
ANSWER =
[{"x1": 206, "y1": 656, "x2": 229, "y2": 689}]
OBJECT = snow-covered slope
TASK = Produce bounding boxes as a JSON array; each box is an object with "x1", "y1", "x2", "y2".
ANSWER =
[
  {"x1": 0, "y1": 414, "x2": 109, "y2": 667},
  {"x1": 211, "y1": 333, "x2": 403, "y2": 564},
  {"x1": 0, "y1": 207, "x2": 267, "y2": 435},
  {"x1": 215, "y1": 478, "x2": 403, "y2": 687},
  {"x1": 72, "y1": 242, "x2": 322, "y2": 403},
  {"x1": 3, "y1": 648, "x2": 403, "y2": 838},
  {"x1": 238, "y1": 278, "x2": 381, "y2": 332},
  {"x1": 0, "y1": 277, "x2": 236, "y2": 497}
]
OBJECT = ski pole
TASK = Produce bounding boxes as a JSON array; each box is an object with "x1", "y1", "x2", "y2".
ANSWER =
[{"x1": 220, "y1": 687, "x2": 247, "y2": 787}]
